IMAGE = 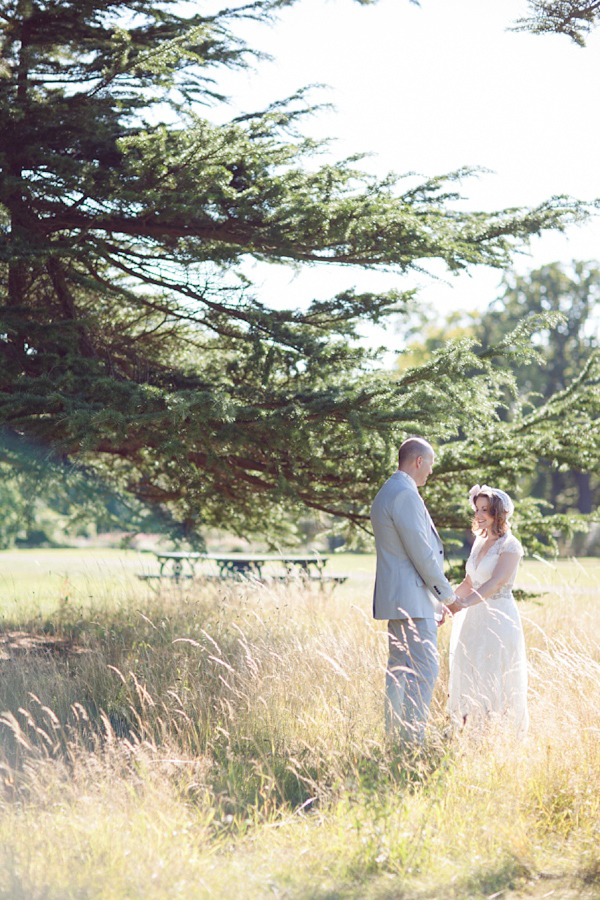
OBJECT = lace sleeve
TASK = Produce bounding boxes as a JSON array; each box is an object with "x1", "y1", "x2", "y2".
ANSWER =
[{"x1": 499, "y1": 534, "x2": 523, "y2": 558}]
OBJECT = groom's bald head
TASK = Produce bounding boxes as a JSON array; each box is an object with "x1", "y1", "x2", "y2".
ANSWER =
[
  {"x1": 398, "y1": 437, "x2": 434, "y2": 467},
  {"x1": 398, "y1": 437, "x2": 435, "y2": 487}
]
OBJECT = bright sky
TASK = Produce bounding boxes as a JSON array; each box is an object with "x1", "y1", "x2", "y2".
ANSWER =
[{"x1": 210, "y1": 0, "x2": 600, "y2": 350}]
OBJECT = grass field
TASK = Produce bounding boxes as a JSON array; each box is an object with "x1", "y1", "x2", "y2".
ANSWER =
[{"x1": 1, "y1": 550, "x2": 600, "y2": 899}]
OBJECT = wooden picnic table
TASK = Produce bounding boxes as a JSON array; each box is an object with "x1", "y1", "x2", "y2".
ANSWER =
[{"x1": 147, "y1": 551, "x2": 344, "y2": 584}]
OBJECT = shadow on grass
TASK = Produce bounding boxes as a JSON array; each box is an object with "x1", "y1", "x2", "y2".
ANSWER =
[
  {"x1": 197, "y1": 734, "x2": 455, "y2": 840},
  {"x1": 270, "y1": 857, "x2": 535, "y2": 900}
]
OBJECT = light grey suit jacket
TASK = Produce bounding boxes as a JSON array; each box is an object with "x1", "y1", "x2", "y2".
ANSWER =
[{"x1": 371, "y1": 470, "x2": 454, "y2": 621}]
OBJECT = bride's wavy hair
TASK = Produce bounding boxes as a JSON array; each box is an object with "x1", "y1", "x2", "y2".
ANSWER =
[{"x1": 471, "y1": 491, "x2": 509, "y2": 538}]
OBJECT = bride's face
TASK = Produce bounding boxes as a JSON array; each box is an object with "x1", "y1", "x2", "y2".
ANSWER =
[{"x1": 474, "y1": 496, "x2": 494, "y2": 533}]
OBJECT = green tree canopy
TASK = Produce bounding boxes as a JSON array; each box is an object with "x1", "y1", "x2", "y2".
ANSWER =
[{"x1": 0, "y1": 0, "x2": 597, "y2": 546}]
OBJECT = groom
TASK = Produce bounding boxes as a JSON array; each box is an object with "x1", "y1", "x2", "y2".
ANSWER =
[{"x1": 371, "y1": 437, "x2": 455, "y2": 743}]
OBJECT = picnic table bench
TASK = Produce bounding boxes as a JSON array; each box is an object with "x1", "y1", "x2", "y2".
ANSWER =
[{"x1": 140, "y1": 552, "x2": 346, "y2": 586}]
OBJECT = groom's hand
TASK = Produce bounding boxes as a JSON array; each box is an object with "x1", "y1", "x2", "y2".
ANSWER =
[{"x1": 437, "y1": 605, "x2": 450, "y2": 627}]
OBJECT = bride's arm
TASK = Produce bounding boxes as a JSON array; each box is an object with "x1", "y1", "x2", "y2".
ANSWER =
[
  {"x1": 454, "y1": 574, "x2": 473, "y2": 599},
  {"x1": 458, "y1": 552, "x2": 521, "y2": 608}
]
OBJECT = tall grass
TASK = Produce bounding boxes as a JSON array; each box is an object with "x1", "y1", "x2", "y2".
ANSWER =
[{"x1": 0, "y1": 557, "x2": 599, "y2": 898}]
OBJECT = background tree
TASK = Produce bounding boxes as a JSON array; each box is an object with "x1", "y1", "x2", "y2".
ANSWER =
[
  {"x1": 394, "y1": 262, "x2": 600, "y2": 553},
  {"x1": 0, "y1": 0, "x2": 597, "y2": 548},
  {"x1": 476, "y1": 261, "x2": 600, "y2": 517}
]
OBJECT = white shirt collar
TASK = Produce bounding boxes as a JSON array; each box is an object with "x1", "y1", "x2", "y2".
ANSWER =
[{"x1": 397, "y1": 469, "x2": 418, "y2": 489}]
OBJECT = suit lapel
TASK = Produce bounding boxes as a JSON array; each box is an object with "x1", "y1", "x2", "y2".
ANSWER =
[
  {"x1": 398, "y1": 472, "x2": 442, "y2": 544},
  {"x1": 422, "y1": 499, "x2": 441, "y2": 543}
]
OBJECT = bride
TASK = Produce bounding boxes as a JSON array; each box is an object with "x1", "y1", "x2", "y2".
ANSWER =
[{"x1": 447, "y1": 485, "x2": 529, "y2": 736}]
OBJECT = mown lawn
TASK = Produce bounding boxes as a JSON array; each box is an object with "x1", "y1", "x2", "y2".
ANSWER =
[{"x1": 0, "y1": 550, "x2": 599, "y2": 899}]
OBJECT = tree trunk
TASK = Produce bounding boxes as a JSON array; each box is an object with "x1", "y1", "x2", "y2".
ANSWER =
[{"x1": 575, "y1": 471, "x2": 593, "y2": 514}]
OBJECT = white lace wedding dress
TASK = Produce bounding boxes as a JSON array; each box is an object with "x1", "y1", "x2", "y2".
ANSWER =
[{"x1": 447, "y1": 531, "x2": 529, "y2": 736}]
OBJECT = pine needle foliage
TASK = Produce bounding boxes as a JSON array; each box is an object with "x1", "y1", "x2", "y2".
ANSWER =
[
  {"x1": 512, "y1": 1, "x2": 600, "y2": 45},
  {"x1": 0, "y1": 0, "x2": 597, "y2": 544}
]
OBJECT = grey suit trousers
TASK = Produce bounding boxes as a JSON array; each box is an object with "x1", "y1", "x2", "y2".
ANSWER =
[{"x1": 386, "y1": 617, "x2": 439, "y2": 744}]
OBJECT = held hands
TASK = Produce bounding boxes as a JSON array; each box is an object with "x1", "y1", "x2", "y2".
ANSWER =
[
  {"x1": 447, "y1": 574, "x2": 474, "y2": 614},
  {"x1": 446, "y1": 594, "x2": 464, "y2": 615},
  {"x1": 439, "y1": 576, "x2": 474, "y2": 624},
  {"x1": 438, "y1": 596, "x2": 461, "y2": 625}
]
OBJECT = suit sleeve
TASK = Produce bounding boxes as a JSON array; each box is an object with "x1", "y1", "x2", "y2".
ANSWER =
[{"x1": 391, "y1": 489, "x2": 454, "y2": 603}]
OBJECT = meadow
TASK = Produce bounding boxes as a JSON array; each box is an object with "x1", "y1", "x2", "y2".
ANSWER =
[{"x1": 1, "y1": 549, "x2": 600, "y2": 899}]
